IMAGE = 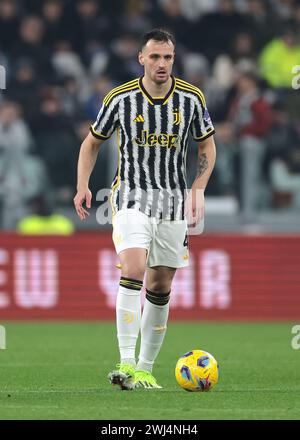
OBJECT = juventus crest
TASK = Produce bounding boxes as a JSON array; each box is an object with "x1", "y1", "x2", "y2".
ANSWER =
[{"x1": 173, "y1": 108, "x2": 181, "y2": 125}]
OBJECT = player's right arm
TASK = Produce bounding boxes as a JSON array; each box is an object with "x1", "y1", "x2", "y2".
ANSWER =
[
  {"x1": 74, "y1": 132, "x2": 105, "y2": 220},
  {"x1": 74, "y1": 84, "x2": 121, "y2": 220}
]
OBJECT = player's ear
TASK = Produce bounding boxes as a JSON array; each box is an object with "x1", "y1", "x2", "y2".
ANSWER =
[{"x1": 138, "y1": 51, "x2": 144, "y2": 66}]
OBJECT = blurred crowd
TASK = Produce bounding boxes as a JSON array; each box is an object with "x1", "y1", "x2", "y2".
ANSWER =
[{"x1": 0, "y1": 0, "x2": 300, "y2": 229}]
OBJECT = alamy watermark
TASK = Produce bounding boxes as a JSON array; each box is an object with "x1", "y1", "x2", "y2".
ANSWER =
[
  {"x1": 291, "y1": 325, "x2": 300, "y2": 350},
  {"x1": 0, "y1": 325, "x2": 6, "y2": 349},
  {"x1": 292, "y1": 65, "x2": 300, "y2": 90},
  {"x1": 0, "y1": 65, "x2": 6, "y2": 90},
  {"x1": 95, "y1": 187, "x2": 205, "y2": 235}
]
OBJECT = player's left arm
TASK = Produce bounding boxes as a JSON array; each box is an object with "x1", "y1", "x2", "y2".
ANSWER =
[{"x1": 185, "y1": 135, "x2": 216, "y2": 226}]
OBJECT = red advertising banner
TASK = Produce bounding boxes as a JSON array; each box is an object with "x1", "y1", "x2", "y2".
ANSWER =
[{"x1": 0, "y1": 233, "x2": 299, "y2": 320}]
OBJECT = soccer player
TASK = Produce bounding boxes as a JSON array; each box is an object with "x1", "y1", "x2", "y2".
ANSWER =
[{"x1": 74, "y1": 29, "x2": 216, "y2": 389}]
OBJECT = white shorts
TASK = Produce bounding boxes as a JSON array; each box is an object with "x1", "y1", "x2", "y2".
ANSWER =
[{"x1": 112, "y1": 209, "x2": 189, "y2": 268}]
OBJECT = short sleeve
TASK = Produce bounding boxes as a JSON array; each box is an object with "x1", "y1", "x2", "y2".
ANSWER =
[
  {"x1": 90, "y1": 98, "x2": 119, "y2": 140},
  {"x1": 190, "y1": 93, "x2": 215, "y2": 141}
]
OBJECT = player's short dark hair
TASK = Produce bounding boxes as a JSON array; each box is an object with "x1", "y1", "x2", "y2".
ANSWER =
[{"x1": 141, "y1": 28, "x2": 175, "y2": 50}]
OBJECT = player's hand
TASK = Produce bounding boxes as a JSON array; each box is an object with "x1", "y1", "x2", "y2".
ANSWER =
[
  {"x1": 184, "y1": 187, "x2": 205, "y2": 227},
  {"x1": 73, "y1": 188, "x2": 92, "y2": 220}
]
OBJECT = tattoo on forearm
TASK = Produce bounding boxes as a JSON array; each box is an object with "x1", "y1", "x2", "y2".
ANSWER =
[{"x1": 197, "y1": 153, "x2": 208, "y2": 177}]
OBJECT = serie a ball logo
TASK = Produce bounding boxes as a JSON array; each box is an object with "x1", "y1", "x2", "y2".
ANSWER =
[{"x1": 175, "y1": 350, "x2": 219, "y2": 392}]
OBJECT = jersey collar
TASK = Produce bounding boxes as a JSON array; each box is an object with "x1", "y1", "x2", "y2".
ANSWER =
[{"x1": 138, "y1": 75, "x2": 176, "y2": 105}]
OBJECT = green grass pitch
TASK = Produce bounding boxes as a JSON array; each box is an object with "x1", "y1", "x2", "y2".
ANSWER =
[{"x1": 0, "y1": 322, "x2": 299, "y2": 420}]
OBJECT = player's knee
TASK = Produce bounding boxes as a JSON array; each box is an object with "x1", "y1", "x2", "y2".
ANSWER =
[
  {"x1": 121, "y1": 264, "x2": 145, "y2": 282},
  {"x1": 147, "y1": 280, "x2": 172, "y2": 293}
]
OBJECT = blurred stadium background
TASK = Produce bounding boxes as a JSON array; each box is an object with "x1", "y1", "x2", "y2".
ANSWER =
[{"x1": 0, "y1": 0, "x2": 300, "y2": 420}]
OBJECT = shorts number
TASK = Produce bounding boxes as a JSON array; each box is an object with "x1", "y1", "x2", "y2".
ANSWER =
[{"x1": 183, "y1": 233, "x2": 188, "y2": 247}]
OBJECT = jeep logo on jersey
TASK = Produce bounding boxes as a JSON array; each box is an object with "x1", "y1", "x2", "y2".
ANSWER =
[{"x1": 135, "y1": 130, "x2": 179, "y2": 149}]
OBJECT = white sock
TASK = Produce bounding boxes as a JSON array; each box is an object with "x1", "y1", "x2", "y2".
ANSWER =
[
  {"x1": 137, "y1": 290, "x2": 170, "y2": 373},
  {"x1": 116, "y1": 277, "x2": 143, "y2": 367}
]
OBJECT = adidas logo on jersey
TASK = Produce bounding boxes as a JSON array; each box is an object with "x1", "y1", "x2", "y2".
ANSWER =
[{"x1": 133, "y1": 114, "x2": 145, "y2": 123}]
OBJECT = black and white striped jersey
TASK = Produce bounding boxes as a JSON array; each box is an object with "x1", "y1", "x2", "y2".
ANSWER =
[{"x1": 90, "y1": 75, "x2": 215, "y2": 220}]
